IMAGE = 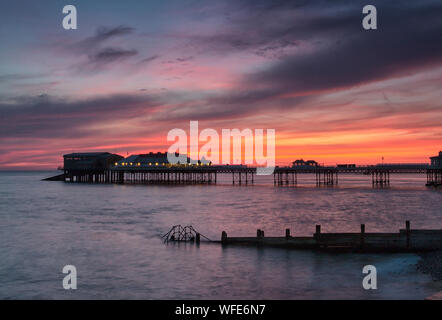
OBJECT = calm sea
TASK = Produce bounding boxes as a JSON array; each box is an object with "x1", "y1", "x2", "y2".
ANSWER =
[{"x1": 0, "y1": 171, "x2": 441, "y2": 299}]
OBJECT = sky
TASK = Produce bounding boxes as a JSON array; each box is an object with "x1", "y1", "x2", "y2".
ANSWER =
[{"x1": 0, "y1": 0, "x2": 441, "y2": 169}]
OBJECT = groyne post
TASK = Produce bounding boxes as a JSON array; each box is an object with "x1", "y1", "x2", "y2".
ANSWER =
[
  {"x1": 285, "y1": 228, "x2": 291, "y2": 239},
  {"x1": 360, "y1": 224, "x2": 365, "y2": 249},
  {"x1": 314, "y1": 225, "x2": 321, "y2": 248},
  {"x1": 406, "y1": 220, "x2": 411, "y2": 249},
  {"x1": 315, "y1": 225, "x2": 321, "y2": 235},
  {"x1": 221, "y1": 231, "x2": 227, "y2": 243}
]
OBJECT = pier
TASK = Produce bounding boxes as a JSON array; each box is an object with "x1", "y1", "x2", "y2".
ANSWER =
[
  {"x1": 50, "y1": 164, "x2": 442, "y2": 187},
  {"x1": 44, "y1": 151, "x2": 442, "y2": 187},
  {"x1": 54, "y1": 164, "x2": 438, "y2": 186}
]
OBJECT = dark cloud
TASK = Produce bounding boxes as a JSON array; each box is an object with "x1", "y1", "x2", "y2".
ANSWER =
[
  {"x1": 0, "y1": 73, "x2": 49, "y2": 83},
  {"x1": 74, "y1": 47, "x2": 139, "y2": 73},
  {"x1": 162, "y1": 56, "x2": 194, "y2": 64},
  {"x1": 176, "y1": 56, "x2": 194, "y2": 62},
  {"x1": 152, "y1": 89, "x2": 312, "y2": 121},
  {"x1": 169, "y1": 0, "x2": 442, "y2": 118},
  {"x1": 138, "y1": 55, "x2": 160, "y2": 64},
  {"x1": 86, "y1": 47, "x2": 138, "y2": 67},
  {"x1": 183, "y1": 0, "x2": 359, "y2": 56},
  {"x1": 0, "y1": 94, "x2": 159, "y2": 139},
  {"x1": 62, "y1": 25, "x2": 139, "y2": 73},
  {"x1": 74, "y1": 25, "x2": 135, "y2": 52},
  {"x1": 246, "y1": 1, "x2": 442, "y2": 95},
  {"x1": 3, "y1": 1, "x2": 442, "y2": 137}
]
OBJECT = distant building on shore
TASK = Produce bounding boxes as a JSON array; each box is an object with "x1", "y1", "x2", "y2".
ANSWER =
[
  {"x1": 430, "y1": 151, "x2": 442, "y2": 168},
  {"x1": 63, "y1": 152, "x2": 123, "y2": 171},
  {"x1": 292, "y1": 159, "x2": 319, "y2": 167}
]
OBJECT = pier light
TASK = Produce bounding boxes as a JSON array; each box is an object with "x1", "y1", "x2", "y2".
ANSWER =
[
  {"x1": 137, "y1": 162, "x2": 140, "y2": 166},
  {"x1": 114, "y1": 162, "x2": 118, "y2": 166},
  {"x1": 155, "y1": 162, "x2": 158, "y2": 166},
  {"x1": 149, "y1": 163, "x2": 152, "y2": 166},
  {"x1": 130, "y1": 162, "x2": 133, "y2": 165}
]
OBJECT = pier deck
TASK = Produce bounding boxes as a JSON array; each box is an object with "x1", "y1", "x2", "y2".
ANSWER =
[{"x1": 44, "y1": 163, "x2": 442, "y2": 187}]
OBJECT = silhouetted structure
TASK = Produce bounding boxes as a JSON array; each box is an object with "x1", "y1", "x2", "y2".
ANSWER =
[
  {"x1": 43, "y1": 151, "x2": 442, "y2": 187},
  {"x1": 337, "y1": 164, "x2": 356, "y2": 168},
  {"x1": 63, "y1": 152, "x2": 123, "y2": 171},
  {"x1": 116, "y1": 152, "x2": 191, "y2": 167},
  {"x1": 430, "y1": 151, "x2": 442, "y2": 167},
  {"x1": 427, "y1": 151, "x2": 442, "y2": 186},
  {"x1": 292, "y1": 159, "x2": 319, "y2": 167}
]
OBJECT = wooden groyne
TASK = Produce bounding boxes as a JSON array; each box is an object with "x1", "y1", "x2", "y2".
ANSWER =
[{"x1": 219, "y1": 221, "x2": 442, "y2": 252}]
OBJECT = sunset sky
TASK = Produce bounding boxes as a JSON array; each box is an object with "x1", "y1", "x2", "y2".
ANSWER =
[{"x1": 1, "y1": 0, "x2": 441, "y2": 169}]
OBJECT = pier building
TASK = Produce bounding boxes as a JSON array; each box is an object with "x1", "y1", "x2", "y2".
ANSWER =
[
  {"x1": 427, "y1": 151, "x2": 442, "y2": 186},
  {"x1": 115, "y1": 152, "x2": 188, "y2": 168},
  {"x1": 292, "y1": 159, "x2": 319, "y2": 167},
  {"x1": 63, "y1": 152, "x2": 123, "y2": 171},
  {"x1": 430, "y1": 151, "x2": 442, "y2": 167}
]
